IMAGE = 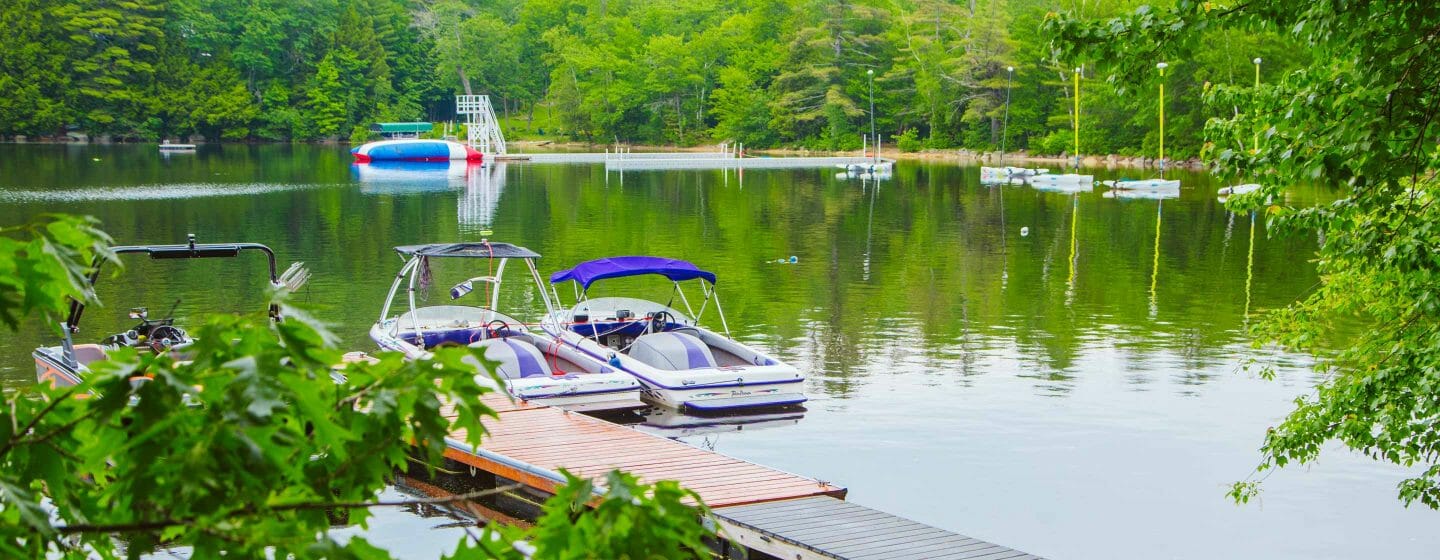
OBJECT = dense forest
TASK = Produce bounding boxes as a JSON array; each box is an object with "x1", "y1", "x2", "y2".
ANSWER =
[{"x1": 0, "y1": 0, "x2": 1300, "y2": 156}]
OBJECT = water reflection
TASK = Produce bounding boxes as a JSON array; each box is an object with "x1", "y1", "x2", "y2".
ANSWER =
[{"x1": 9, "y1": 145, "x2": 1426, "y2": 560}]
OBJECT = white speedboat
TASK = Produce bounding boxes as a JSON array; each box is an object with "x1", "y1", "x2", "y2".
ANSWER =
[
  {"x1": 543, "y1": 256, "x2": 806, "y2": 413},
  {"x1": 34, "y1": 236, "x2": 304, "y2": 389},
  {"x1": 370, "y1": 242, "x2": 641, "y2": 410}
]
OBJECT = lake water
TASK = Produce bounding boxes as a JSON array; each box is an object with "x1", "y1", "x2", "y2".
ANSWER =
[{"x1": 1, "y1": 144, "x2": 1434, "y2": 559}]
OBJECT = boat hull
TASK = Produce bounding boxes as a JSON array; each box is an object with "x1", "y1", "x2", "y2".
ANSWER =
[
  {"x1": 546, "y1": 327, "x2": 806, "y2": 413},
  {"x1": 369, "y1": 321, "x2": 641, "y2": 409}
]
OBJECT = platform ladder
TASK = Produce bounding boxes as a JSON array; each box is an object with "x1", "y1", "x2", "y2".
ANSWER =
[{"x1": 456, "y1": 95, "x2": 507, "y2": 156}]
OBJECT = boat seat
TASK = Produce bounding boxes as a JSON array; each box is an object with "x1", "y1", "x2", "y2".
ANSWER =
[
  {"x1": 467, "y1": 338, "x2": 553, "y2": 379},
  {"x1": 629, "y1": 332, "x2": 717, "y2": 371},
  {"x1": 72, "y1": 344, "x2": 108, "y2": 366}
]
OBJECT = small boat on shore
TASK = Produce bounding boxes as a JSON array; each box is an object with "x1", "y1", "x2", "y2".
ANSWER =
[
  {"x1": 34, "y1": 236, "x2": 302, "y2": 389},
  {"x1": 352, "y1": 139, "x2": 483, "y2": 163},
  {"x1": 543, "y1": 256, "x2": 806, "y2": 413},
  {"x1": 369, "y1": 242, "x2": 641, "y2": 409}
]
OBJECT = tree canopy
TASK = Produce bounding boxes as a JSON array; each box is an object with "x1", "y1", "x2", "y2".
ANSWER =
[
  {"x1": 2, "y1": 0, "x2": 1297, "y2": 156},
  {"x1": 1049, "y1": 0, "x2": 1440, "y2": 508}
]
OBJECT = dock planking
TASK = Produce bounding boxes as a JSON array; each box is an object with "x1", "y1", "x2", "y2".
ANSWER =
[
  {"x1": 440, "y1": 394, "x2": 1039, "y2": 559},
  {"x1": 441, "y1": 394, "x2": 844, "y2": 508},
  {"x1": 713, "y1": 496, "x2": 1042, "y2": 560}
]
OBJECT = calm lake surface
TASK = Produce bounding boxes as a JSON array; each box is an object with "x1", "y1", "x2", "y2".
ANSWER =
[{"x1": 1, "y1": 144, "x2": 1435, "y2": 559}]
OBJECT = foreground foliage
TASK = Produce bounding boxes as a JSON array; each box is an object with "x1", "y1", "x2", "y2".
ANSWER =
[
  {"x1": 0, "y1": 215, "x2": 717, "y2": 557},
  {"x1": 1050, "y1": 1, "x2": 1440, "y2": 507}
]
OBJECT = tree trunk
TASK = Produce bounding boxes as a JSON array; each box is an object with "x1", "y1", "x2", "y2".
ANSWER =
[{"x1": 457, "y1": 65, "x2": 473, "y2": 95}]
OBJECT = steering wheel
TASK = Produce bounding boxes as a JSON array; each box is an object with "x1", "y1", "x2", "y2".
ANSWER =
[
  {"x1": 649, "y1": 311, "x2": 673, "y2": 334},
  {"x1": 148, "y1": 325, "x2": 187, "y2": 353},
  {"x1": 485, "y1": 319, "x2": 513, "y2": 339}
]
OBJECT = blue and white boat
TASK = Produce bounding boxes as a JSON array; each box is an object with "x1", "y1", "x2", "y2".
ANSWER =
[
  {"x1": 370, "y1": 242, "x2": 641, "y2": 410},
  {"x1": 542, "y1": 256, "x2": 806, "y2": 413}
]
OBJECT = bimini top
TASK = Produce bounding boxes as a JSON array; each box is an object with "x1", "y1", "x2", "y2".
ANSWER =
[
  {"x1": 549, "y1": 256, "x2": 717, "y2": 290},
  {"x1": 394, "y1": 242, "x2": 540, "y2": 259}
]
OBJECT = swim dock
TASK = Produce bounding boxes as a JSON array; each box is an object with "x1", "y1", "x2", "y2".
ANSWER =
[{"x1": 440, "y1": 394, "x2": 1041, "y2": 559}]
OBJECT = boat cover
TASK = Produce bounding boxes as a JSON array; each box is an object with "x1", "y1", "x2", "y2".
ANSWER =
[{"x1": 549, "y1": 256, "x2": 717, "y2": 289}]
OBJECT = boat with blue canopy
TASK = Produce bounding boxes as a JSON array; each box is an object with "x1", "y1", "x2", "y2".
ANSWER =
[
  {"x1": 543, "y1": 256, "x2": 807, "y2": 413},
  {"x1": 369, "y1": 242, "x2": 641, "y2": 410}
]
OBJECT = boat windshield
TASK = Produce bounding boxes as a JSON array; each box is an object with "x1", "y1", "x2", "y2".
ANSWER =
[
  {"x1": 567, "y1": 297, "x2": 692, "y2": 325},
  {"x1": 394, "y1": 305, "x2": 528, "y2": 331}
]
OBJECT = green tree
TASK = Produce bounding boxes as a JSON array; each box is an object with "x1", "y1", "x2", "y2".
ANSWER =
[
  {"x1": 51, "y1": 0, "x2": 166, "y2": 134},
  {"x1": 0, "y1": 0, "x2": 73, "y2": 136},
  {"x1": 303, "y1": 55, "x2": 347, "y2": 139},
  {"x1": 1049, "y1": 0, "x2": 1440, "y2": 508}
]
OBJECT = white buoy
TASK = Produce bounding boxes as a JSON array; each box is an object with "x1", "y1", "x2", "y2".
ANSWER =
[{"x1": 1020, "y1": 226, "x2": 1030, "y2": 237}]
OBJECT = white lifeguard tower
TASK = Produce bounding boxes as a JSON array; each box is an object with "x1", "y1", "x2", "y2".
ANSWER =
[{"x1": 456, "y1": 95, "x2": 507, "y2": 157}]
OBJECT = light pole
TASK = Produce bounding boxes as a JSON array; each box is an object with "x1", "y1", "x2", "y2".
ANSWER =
[
  {"x1": 1253, "y1": 57, "x2": 1262, "y2": 152},
  {"x1": 867, "y1": 68, "x2": 876, "y2": 162},
  {"x1": 1001, "y1": 66, "x2": 1014, "y2": 164},
  {"x1": 1073, "y1": 66, "x2": 1081, "y2": 170},
  {"x1": 1157, "y1": 62, "x2": 1168, "y2": 170}
]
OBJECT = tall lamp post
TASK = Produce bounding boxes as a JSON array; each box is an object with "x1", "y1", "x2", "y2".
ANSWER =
[
  {"x1": 1001, "y1": 66, "x2": 1014, "y2": 165},
  {"x1": 1157, "y1": 62, "x2": 1168, "y2": 171},
  {"x1": 867, "y1": 68, "x2": 876, "y2": 163},
  {"x1": 1073, "y1": 66, "x2": 1081, "y2": 170},
  {"x1": 1253, "y1": 57, "x2": 1262, "y2": 152}
]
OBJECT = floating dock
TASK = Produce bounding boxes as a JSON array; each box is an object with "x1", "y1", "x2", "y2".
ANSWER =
[{"x1": 440, "y1": 395, "x2": 1040, "y2": 559}]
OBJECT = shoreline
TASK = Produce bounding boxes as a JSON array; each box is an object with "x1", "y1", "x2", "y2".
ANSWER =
[{"x1": 3, "y1": 137, "x2": 1203, "y2": 170}]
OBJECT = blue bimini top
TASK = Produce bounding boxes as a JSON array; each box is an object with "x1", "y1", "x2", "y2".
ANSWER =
[{"x1": 549, "y1": 256, "x2": 718, "y2": 290}]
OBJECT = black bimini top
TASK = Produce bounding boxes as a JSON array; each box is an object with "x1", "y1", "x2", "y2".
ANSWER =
[{"x1": 394, "y1": 242, "x2": 540, "y2": 259}]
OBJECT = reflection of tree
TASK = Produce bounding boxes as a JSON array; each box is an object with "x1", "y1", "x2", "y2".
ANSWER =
[{"x1": 3, "y1": 146, "x2": 1330, "y2": 399}]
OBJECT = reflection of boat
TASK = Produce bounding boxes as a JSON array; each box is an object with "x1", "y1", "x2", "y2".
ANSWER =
[
  {"x1": 369, "y1": 242, "x2": 642, "y2": 409},
  {"x1": 1104, "y1": 178, "x2": 1181, "y2": 190},
  {"x1": 544, "y1": 257, "x2": 806, "y2": 413},
  {"x1": 1104, "y1": 188, "x2": 1179, "y2": 200},
  {"x1": 1030, "y1": 181, "x2": 1093, "y2": 193},
  {"x1": 35, "y1": 237, "x2": 300, "y2": 389},
  {"x1": 158, "y1": 141, "x2": 196, "y2": 152},
  {"x1": 351, "y1": 139, "x2": 483, "y2": 163},
  {"x1": 630, "y1": 406, "x2": 805, "y2": 438}
]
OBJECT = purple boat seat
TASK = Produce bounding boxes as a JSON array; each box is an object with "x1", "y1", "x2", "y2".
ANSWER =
[
  {"x1": 468, "y1": 338, "x2": 553, "y2": 379},
  {"x1": 629, "y1": 332, "x2": 717, "y2": 371}
]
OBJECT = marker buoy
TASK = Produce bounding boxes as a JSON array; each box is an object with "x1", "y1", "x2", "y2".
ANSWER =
[{"x1": 1020, "y1": 226, "x2": 1030, "y2": 237}]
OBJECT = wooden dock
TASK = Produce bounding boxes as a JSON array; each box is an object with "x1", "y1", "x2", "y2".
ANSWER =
[{"x1": 441, "y1": 395, "x2": 1040, "y2": 559}]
